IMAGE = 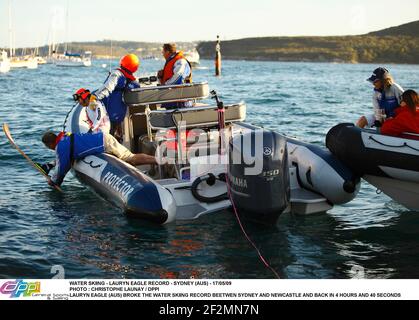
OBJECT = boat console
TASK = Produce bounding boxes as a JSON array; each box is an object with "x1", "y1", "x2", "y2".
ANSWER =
[{"x1": 123, "y1": 83, "x2": 246, "y2": 160}]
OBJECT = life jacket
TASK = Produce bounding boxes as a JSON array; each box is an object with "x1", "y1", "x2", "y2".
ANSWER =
[
  {"x1": 54, "y1": 133, "x2": 105, "y2": 185},
  {"x1": 55, "y1": 131, "x2": 75, "y2": 163},
  {"x1": 379, "y1": 91, "x2": 400, "y2": 118},
  {"x1": 98, "y1": 70, "x2": 140, "y2": 123},
  {"x1": 118, "y1": 67, "x2": 136, "y2": 81},
  {"x1": 165, "y1": 129, "x2": 201, "y2": 151},
  {"x1": 162, "y1": 52, "x2": 192, "y2": 85},
  {"x1": 376, "y1": 84, "x2": 403, "y2": 118},
  {"x1": 54, "y1": 131, "x2": 66, "y2": 148}
]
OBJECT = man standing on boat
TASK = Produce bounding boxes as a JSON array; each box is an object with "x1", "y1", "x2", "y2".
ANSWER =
[
  {"x1": 40, "y1": 131, "x2": 157, "y2": 186},
  {"x1": 157, "y1": 43, "x2": 193, "y2": 109},
  {"x1": 157, "y1": 43, "x2": 192, "y2": 86},
  {"x1": 92, "y1": 54, "x2": 141, "y2": 142}
]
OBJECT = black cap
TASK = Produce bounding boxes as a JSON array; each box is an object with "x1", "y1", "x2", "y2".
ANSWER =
[{"x1": 367, "y1": 67, "x2": 389, "y2": 83}]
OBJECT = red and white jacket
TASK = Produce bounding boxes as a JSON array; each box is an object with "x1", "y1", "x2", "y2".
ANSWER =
[{"x1": 85, "y1": 100, "x2": 111, "y2": 134}]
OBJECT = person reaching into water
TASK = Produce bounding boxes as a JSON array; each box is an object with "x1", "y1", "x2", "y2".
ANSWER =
[
  {"x1": 380, "y1": 89, "x2": 419, "y2": 139},
  {"x1": 73, "y1": 88, "x2": 110, "y2": 134},
  {"x1": 356, "y1": 67, "x2": 404, "y2": 128},
  {"x1": 40, "y1": 131, "x2": 157, "y2": 186},
  {"x1": 92, "y1": 54, "x2": 141, "y2": 141}
]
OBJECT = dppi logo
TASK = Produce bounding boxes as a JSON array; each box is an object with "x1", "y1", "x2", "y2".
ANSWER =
[{"x1": 0, "y1": 280, "x2": 41, "y2": 298}]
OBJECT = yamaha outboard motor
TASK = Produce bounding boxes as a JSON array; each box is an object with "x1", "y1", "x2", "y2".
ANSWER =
[{"x1": 228, "y1": 129, "x2": 290, "y2": 223}]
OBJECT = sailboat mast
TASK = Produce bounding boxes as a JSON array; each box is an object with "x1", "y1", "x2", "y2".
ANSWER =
[
  {"x1": 46, "y1": 17, "x2": 52, "y2": 57},
  {"x1": 48, "y1": 33, "x2": 51, "y2": 57},
  {"x1": 52, "y1": 18, "x2": 56, "y2": 54},
  {"x1": 109, "y1": 39, "x2": 113, "y2": 72},
  {"x1": 64, "y1": 0, "x2": 69, "y2": 53},
  {"x1": 8, "y1": 0, "x2": 13, "y2": 58}
]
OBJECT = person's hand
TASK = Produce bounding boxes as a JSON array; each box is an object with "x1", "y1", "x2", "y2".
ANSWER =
[{"x1": 47, "y1": 179, "x2": 56, "y2": 187}]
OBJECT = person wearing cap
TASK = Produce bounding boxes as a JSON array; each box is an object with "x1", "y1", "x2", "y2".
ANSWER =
[
  {"x1": 92, "y1": 54, "x2": 141, "y2": 141},
  {"x1": 356, "y1": 67, "x2": 404, "y2": 128},
  {"x1": 40, "y1": 130, "x2": 157, "y2": 187},
  {"x1": 73, "y1": 88, "x2": 110, "y2": 134}
]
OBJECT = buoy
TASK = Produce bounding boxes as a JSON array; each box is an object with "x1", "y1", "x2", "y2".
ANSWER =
[{"x1": 215, "y1": 35, "x2": 221, "y2": 76}]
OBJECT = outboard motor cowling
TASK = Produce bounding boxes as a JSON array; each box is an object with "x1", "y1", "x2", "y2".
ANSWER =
[{"x1": 228, "y1": 129, "x2": 290, "y2": 223}]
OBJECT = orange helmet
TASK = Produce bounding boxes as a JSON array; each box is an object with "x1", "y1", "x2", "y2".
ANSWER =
[{"x1": 120, "y1": 54, "x2": 140, "y2": 73}]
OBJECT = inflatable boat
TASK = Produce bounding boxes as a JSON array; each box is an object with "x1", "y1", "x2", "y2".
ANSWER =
[
  {"x1": 63, "y1": 82, "x2": 361, "y2": 224},
  {"x1": 326, "y1": 123, "x2": 419, "y2": 210}
]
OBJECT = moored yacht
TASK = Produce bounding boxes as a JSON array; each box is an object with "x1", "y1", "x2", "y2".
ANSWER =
[
  {"x1": 55, "y1": 51, "x2": 92, "y2": 67},
  {"x1": 9, "y1": 56, "x2": 38, "y2": 69}
]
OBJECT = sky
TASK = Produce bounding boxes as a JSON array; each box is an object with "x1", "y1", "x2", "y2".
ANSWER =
[{"x1": 0, "y1": 0, "x2": 418, "y2": 48}]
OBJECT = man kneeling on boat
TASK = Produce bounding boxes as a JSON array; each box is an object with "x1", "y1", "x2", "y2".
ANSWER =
[{"x1": 40, "y1": 131, "x2": 157, "y2": 186}]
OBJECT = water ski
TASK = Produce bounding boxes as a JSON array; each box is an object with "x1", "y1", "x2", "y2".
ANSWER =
[{"x1": 2, "y1": 123, "x2": 63, "y2": 192}]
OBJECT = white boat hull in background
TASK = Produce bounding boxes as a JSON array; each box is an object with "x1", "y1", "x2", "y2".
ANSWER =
[
  {"x1": 0, "y1": 51, "x2": 11, "y2": 73},
  {"x1": 54, "y1": 51, "x2": 92, "y2": 67},
  {"x1": 0, "y1": 62, "x2": 10, "y2": 73},
  {"x1": 9, "y1": 57, "x2": 38, "y2": 69},
  {"x1": 35, "y1": 56, "x2": 47, "y2": 65},
  {"x1": 55, "y1": 59, "x2": 92, "y2": 67}
]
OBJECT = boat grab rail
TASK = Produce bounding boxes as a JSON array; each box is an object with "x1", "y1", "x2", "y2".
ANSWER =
[
  {"x1": 123, "y1": 82, "x2": 209, "y2": 106},
  {"x1": 129, "y1": 102, "x2": 246, "y2": 131},
  {"x1": 368, "y1": 135, "x2": 419, "y2": 152}
]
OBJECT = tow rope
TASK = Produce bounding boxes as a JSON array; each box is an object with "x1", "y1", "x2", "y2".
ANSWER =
[
  {"x1": 62, "y1": 103, "x2": 78, "y2": 132},
  {"x1": 210, "y1": 90, "x2": 280, "y2": 279},
  {"x1": 225, "y1": 165, "x2": 281, "y2": 279}
]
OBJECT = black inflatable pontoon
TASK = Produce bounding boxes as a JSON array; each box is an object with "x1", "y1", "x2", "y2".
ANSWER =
[{"x1": 326, "y1": 123, "x2": 419, "y2": 210}]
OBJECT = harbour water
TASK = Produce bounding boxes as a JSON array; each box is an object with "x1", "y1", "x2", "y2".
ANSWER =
[{"x1": 1, "y1": 60, "x2": 419, "y2": 279}]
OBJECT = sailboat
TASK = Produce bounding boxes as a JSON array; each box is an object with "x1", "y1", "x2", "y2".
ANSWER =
[
  {"x1": 55, "y1": 51, "x2": 92, "y2": 67},
  {"x1": 53, "y1": 1, "x2": 92, "y2": 67},
  {"x1": 9, "y1": 54, "x2": 38, "y2": 69},
  {"x1": 33, "y1": 47, "x2": 47, "y2": 65},
  {"x1": 7, "y1": 0, "x2": 38, "y2": 70}
]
